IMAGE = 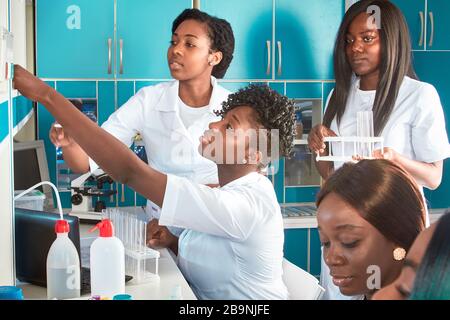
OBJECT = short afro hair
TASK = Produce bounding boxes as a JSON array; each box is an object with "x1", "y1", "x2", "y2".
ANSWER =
[
  {"x1": 172, "y1": 9, "x2": 235, "y2": 79},
  {"x1": 216, "y1": 84, "x2": 296, "y2": 162}
]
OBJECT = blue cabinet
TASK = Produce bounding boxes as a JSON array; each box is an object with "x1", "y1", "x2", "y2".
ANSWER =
[
  {"x1": 392, "y1": 0, "x2": 450, "y2": 51},
  {"x1": 390, "y1": 0, "x2": 426, "y2": 51},
  {"x1": 413, "y1": 51, "x2": 450, "y2": 209},
  {"x1": 116, "y1": 0, "x2": 191, "y2": 79},
  {"x1": 284, "y1": 228, "x2": 308, "y2": 271},
  {"x1": 36, "y1": 0, "x2": 115, "y2": 78},
  {"x1": 427, "y1": 0, "x2": 450, "y2": 50},
  {"x1": 36, "y1": 0, "x2": 191, "y2": 79},
  {"x1": 275, "y1": 0, "x2": 344, "y2": 79},
  {"x1": 202, "y1": 0, "x2": 343, "y2": 80},
  {"x1": 309, "y1": 228, "x2": 322, "y2": 277},
  {"x1": 201, "y1": 0, "x2": 273, "y2": 80},
  {"x1": 284, "y1": 228, "x2": 321, "y2": 277}
]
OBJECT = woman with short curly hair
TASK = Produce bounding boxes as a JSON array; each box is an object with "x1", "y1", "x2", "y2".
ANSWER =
[{"x1": 13, "y1": 66, "x2": 297, "y2": 299}]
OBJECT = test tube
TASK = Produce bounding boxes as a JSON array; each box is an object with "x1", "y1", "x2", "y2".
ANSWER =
[
  {"x1": 138, "y1": 220, "x2": 142, "y2": 252},
  {"x1": 143, "y1": 221, "x2": 147, "y2": 277},
  {"x1": 134, "y1": 217, "x2": 138, "y2": 251},
  {"x1": 356, "y1": 111, "x2": 374, "y2": 158}
]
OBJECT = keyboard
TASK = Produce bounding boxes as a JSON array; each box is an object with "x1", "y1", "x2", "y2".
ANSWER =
[
  {"x1": 281, "y1": 204, "x2": 317, "y2": 218},
  {"x1": 80, "y1": 267, "x2": 133, "y2": 295}
]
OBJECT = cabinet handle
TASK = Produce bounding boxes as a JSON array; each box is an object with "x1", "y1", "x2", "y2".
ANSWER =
[
  {"x1": 277, "y1": 41, "x2": 282, "y2": 76},
  {"x1": 119, "y1": 39, "x2": 124, "y2": 74},
  {"x1": 428, "y1": 11, "x2": 434, "y2": 47},
  {"x1": 107, "y1": 38, "x2": 112, "y2": 74},
  {"x1": 266, "y1": 40, "x2": 271, "y2": 75},
  {"x1": 419, "y1": 11, "x2": 424, "y2": 47}
]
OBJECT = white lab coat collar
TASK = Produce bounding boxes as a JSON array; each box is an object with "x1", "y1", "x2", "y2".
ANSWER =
[{"x1": 154, "y1": 76, "x2": 224, "y2": 115}]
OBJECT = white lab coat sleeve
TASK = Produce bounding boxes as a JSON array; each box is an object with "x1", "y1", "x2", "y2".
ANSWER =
[
  {"x1": 159, "y1": 174, "x2": 259, "y2": 241},
  {"x1": 411, "y1": 83, "x2": 450, "y2": 163},
  {"x1": 89, "y1": 88, "x2": 150, "y2": 172}
]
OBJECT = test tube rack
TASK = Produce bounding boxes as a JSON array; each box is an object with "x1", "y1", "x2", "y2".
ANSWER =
[
  {"x1": 315, "y1": 136, "x2": 384, "y2": 162},
  {"x1": 103, "y1": 208, "x2": 160, "y2": 284}
]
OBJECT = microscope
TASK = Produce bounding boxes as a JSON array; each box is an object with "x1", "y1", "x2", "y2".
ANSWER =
[{"x1": 70, "y1": 170, "x2": 117, "y2": 220}]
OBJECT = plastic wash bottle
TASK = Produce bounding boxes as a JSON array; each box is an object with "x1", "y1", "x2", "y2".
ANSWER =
[
  {"x1": 89, "y1": 219, "x2": 125, "y2": 297},
  {"x1": 46, "y1": 219, "x2": 81, "y2": 299}
]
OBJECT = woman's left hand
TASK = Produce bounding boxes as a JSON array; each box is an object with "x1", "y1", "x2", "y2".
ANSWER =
[
  {"x1": 372, "y1": 147, "x2": 398, "y2": 162},
  {"x1": 146, "y1": 219, "x2": 179, "y2": 254},
  {"x1": 13, "y1": 64, "x2": 52, "y2": 103}
]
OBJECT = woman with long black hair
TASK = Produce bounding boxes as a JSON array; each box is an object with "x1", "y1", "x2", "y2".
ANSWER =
[{"x1": 308, "y1": 0, "x2": 450, "y2": 299}]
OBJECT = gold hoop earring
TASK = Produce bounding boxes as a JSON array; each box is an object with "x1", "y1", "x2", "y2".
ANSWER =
[{"x1": 393, "y1": 247, "x2": 406, "y2": 261}]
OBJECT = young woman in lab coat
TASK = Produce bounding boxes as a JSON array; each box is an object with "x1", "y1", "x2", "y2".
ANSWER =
[
  {"x1": 316, "y1": 159, "x2": 426, "y2": 300},
  {"x1": 49, "y1": 9, "x2": 235, "y2": 225},
  {"x1": 13, "y1": 67, "x2": 296, "y2": 299},
  {"x1": 307, "y1": 0, "x2": 450, "y2": 299}
]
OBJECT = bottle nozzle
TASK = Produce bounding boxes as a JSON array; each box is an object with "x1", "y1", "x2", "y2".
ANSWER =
[
  {"x1": 55, "y1": 220, "x2": 70, "y2": 234},
  {"x1": 89, "y1": 219, "x2": 114, "y2": 237}
]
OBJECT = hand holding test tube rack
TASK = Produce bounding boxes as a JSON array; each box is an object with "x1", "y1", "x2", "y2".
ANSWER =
[
  {"x1": 316, "y1": 111, "x2": 384, "y2": 162},
  {"x1": 103, "y1": 208, "x2": 160, "y2": 284}
]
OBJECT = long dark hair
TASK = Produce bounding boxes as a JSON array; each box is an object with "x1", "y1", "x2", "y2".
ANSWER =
[
  {"x1": 316, "y1": 160, "x2": 426, "y2": 250},
  {"x1": 172, "y1": 9, "x2": 235, "y2": 79},
  {"x1": 410, "y1": 211, "x2": 450, "y2": 300},
  {"x1": 323, "y1": 0, "x2": 418, "y2": 136}
]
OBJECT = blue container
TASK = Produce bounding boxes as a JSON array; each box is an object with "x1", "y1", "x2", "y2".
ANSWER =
[
  {"x1": 0, "y1": 286, "x2": 24, "y2": 300},
  {"x1": 113, "y1": 294, "x2": 132, "y2": 300}
]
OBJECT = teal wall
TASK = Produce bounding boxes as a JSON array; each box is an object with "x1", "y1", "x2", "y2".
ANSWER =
[
  {"x1": 1, "y1": 96, "x2": 34, "y2": 144},
  {"x1": 0, "y1": 101, "x2": 8, "y2": 143}
]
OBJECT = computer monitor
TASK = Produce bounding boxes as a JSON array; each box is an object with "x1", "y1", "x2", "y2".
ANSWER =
[
  {"x1": 14, "y1": 208, "x2": 81, "y2": 287},
  {"x1": 13, "y1": 140, "x2": 54, "y2": 208}
]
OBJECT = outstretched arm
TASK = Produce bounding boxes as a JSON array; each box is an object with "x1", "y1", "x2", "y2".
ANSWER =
[{"x1": 13, "y1": 65, "x2": 167, "y2": 206}]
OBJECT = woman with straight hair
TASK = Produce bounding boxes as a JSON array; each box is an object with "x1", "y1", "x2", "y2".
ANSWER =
[
  {"x1": 316, "y1": 159, "x2": 426, "y2": 300},
  {"x1": 308, "y1": 0, "x2": 450, "y2": 299}
]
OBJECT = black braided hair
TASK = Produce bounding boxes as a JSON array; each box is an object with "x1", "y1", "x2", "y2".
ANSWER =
[
  {"x1": 172, "y1": 9, "x2": 235, "y2": 79},
  {"x1": 215, "y1": 84, "x2": 296, "y2": 160}
]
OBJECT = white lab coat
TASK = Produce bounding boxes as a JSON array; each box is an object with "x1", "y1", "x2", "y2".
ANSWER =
[
  {"x1": 321, "y1": 76, "x2": 450, "y2": 300},
  {"x1": 89, "y1": 77, "x2": 231, "y2": 220},
  {"x1": 159, "y1": 172, "x2": 289, "y2": 300}
]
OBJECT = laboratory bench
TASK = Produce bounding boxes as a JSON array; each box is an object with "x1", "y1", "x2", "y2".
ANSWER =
[
  {"x1": 18, "y1": 224, "x2": 197, "y2": 300},
  {"x1": 17, "y1": 206, "x2": 196, "y2": 300},
  {"x1": 18, "y1": 204, "x2": 445, "y2": 300},
  {"x1": 18, "y1": 248, "x2": 196, "y2": 300}
]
